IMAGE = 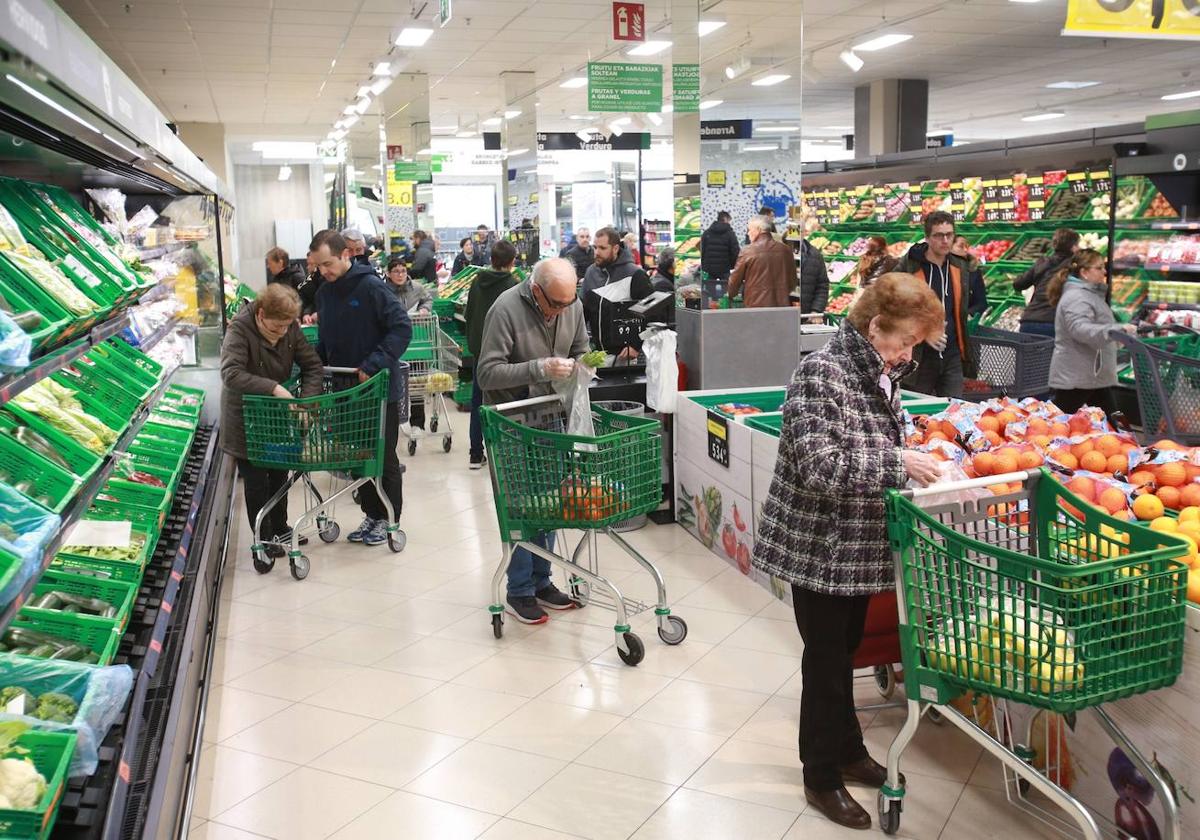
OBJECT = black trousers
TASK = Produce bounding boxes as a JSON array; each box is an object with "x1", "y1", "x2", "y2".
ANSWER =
[
  {"x1": 238, "y1": 459, "x2": 290, "y2": 541},
  {"x1": 792, "y1": 584, "x2": 872, "y2": 791},
  {"x1": 905, "y1": 343, "x2": 964, "y2": 400},
  {"x1": 1054, "y1": 387, "x2": 1116, "y2": 417},
  {"x1": 358, "y1": 401, "x2": 404, "y2": 523}
]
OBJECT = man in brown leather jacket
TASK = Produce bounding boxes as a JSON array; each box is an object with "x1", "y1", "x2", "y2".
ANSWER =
[{"x1": 728, "y1": 216, "x2": 797, "y2": 308}]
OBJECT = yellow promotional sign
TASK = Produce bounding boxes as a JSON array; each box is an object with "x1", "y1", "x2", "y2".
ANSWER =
[
  {"x1": 386, "y1": 174, "x2": 414, "y2": 207},
  {"x1": 1064, "y1": 0, "x2": 1200, "y2": 40},
  {"x1": 741, "y1": 170, "x2": 761, "y2": 188}
]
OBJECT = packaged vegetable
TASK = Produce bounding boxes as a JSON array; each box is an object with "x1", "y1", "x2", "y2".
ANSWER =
[
  {"x1": 0, "y1": 722, "x2": 46, "y2": 809},
  {"x1": 0, "y1": 251, "x2": 96, "y2": 317},
  {"x1": 0, "y1": 311, "x2": 31, "y2": 373},
  {"x1": 0, "y1": 487, "x2": 60, "y2": 603},
  {"x1": 11, "y1": 380, "x2": 117, "y2": 454}
]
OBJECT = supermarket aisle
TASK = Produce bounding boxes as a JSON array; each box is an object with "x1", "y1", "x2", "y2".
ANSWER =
[{"x1": 187, "y1": 445, "x2": 1054, "y2": 840}]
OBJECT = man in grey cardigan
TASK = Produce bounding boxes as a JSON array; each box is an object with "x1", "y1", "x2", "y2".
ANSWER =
[{"x1": 476, "y1": 257, "x2": 591, "y2": 624}]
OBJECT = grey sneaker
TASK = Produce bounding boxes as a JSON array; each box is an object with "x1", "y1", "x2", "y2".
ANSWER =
[
  {"x1": 506, "y1": 595, "x2": 548, "y2": 625},
  {"x1": 361, "y1": 519, "x2": 389, "y2": 546},
  {"x1": 347, "y1": 517, "x2": 376, "y2": 543},
  {"x1": 536, "y1": 584, "x2": 578, "y2": 611}
]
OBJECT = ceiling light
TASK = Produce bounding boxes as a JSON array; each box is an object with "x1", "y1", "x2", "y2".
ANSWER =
[
  {"x1": 610, "y1": 117, "x2": 632, "y2": 126},
  {"x1": 252, "y1": 140, "x2": 319, "y2": 159},
  {"x1": 699, "y1": 99, "x2": 723, "y2": 110},
  {"x1": 369, "y1": 77, "x2": 393, "y2": 95},
  {"x1": 662, "y1": 104, "x2": 673, "y2": 114},
  {"x1": 481, "y1": 117, "x2": 502, "y2": 127},
  {"x1": 102, "y1": 133, "x2": 144, "y2": 159},
  {"x1": 576, "y1": 129, "x2": 593, "y2": 143},
  {"x1": 1021, "y1": 111, "x2": 1066, "y2": 122},
  {"x1": 607, "y1": 122, "x2": 624, "y2": 137},
  {"x1": 455, "y1": 130, "x2": 476, "y2": 138},
  {"x1": 373, "y1": 62, "x2": 392, "y2": 76},
  {"x1": 356, "y1": 85, "x2": 371, "y2": 98},
  {"x1": 331, "y1": 129, "x2": 347, "y2": 141},
  {"x1": 560, "y1": 77, "x2": 588, "y2": 89},
  {"x1": 743, "y1": 144, "x2": 778, "y2": 152},
  {"x1": 752, "y1": 74, "x2": 791, "y2": 87},
  {"x1": 395, "y1": 27, "x2": 434, "y2": 47},
  {"x1": 853, "y1": 33, "x2": 913, "y2": 52},
  {"x1": 724, "y1": 56, "x2": 750, "y2": 80},
  {"x1": 504, "y1": 109, "x2": 522, "y2": 119},
  {"x1": 278, "y1": 165, "x2": 292, "y2": 181},
  {"x1": 343, "y1": 104, "x2": 357, "y2": 115},
  {"x1": 1046, "y1": 80, "x2": 1100, "y2": 89},
  {"x1": 646, "y1": 113, "x2": 663, "y2": 126},
  {"x1": 431, "y1": 124, "x2": 458, "y2": 131},
  {"x1": 6, "y1": 74, "x2": 100, "y2": 133},
  {"x1": 353, "y1": 96, "x2": 372, "y2": 114},
  {"x1": 567, "y1": 114, "x2": 589, "y2": 120},
  {"x1": 626, "y1": 40, "x2": 671, "y2": 56},
  {"x1": 345, "y1": 114, "x2": 362, "y2": 129},
  {"x1": 699, "y1": 21, "x2": 726, "y2": 37},
  {"x1": 1162, "y1": 89, "x2": 1200, "y2": 101},
  {"x1": 760, "y1": 125, "x2": 799, "y2": 133},
  {"x1": 839, "y1": 50, "x2": 864, "y2": 72}
]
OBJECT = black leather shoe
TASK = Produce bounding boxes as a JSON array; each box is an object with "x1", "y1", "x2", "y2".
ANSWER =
[
  {"x1": 840, "y1": 756, "x2": 904, "y2": 789},
  {"x1": 804, "y1": 786, "x2": 871, "y2": 830}
]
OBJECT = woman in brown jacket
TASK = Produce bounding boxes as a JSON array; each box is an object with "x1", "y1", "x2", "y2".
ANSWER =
[
  {"x1": 220, "y1": 284, "x2": 323, "y2": 557},
  {"x1": 752, "y1": 273, "x2": 945, "y2": 830}
]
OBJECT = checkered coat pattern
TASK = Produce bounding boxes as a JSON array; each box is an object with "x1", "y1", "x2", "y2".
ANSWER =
[{"x1": 752, "y1": 321, "x2": 916, "y2": 596}]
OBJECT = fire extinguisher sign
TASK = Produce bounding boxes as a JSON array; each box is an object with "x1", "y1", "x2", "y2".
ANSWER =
[{"x1": 612, "y1": 2, "x2": 646, "y2": 42}]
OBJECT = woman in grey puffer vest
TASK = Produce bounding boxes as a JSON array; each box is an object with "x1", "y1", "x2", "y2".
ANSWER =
[{"x1": 1047, "y1": 249, "x2": 1136, "y2": 415}]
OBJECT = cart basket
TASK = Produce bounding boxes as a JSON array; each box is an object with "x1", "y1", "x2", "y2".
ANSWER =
[
  {"x1": 1113, "y1": 331, "x2": 1200, "y2": 445},
  {"x1": 243, "y1": 369, "x2": 389, "y2": 476},
  {"x1": 965, "y1": 326, "x2": 1054, "y2": 400},
  {"x1": 888, "y1": 469, "x2": 1189, "y2": 715},
  {"x1": 482, "y1": 396, "x2": 663, "y2": 540}
]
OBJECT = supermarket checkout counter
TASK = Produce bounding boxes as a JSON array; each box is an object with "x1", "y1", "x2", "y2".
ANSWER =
[{"x1": 675, "y1": 306, "x2": 837, "y2": 390}]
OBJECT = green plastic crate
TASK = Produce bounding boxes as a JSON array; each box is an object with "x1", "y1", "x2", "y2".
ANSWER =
[
  {"x1": 136, "y1": 421, "x2": 192, "y2": 450},
  {"x1": 8, "y1": 611, "x2": 122, "y2": 666},
  {"x1": 0, "y1": 270, "x2": 69, "y2": 352},
  {"x1": 50, "y1": 367, "x2": 142, "y2": 420},
  {"x1": 0, "y1": 253, "x2": 82, "y2": 346},
  {"x1": 0, "y1": 730, "x2": 76, "y2": 840},
  {"x1": 744, "y1": 414, "x2": 783, "y2": 437},
  {"x1": 92, "y1": 339, "x2": 163, "y2": 385},
  {"x1": 0, "y1": 429, "x2": 81, "y2": 513},
  {"x1": 688, "y1": 390, "x2": 786, "y2": 418},
  {"x1": 115, "y1": 460, "x2": 177, "y2": 498},
  {"x1": 84, "y1": 498, "x2": 163, "y2": 554},
  {"x1": 79, "y1": 347, "x2": 157, "y2": 398},
  {"x1": 97, "y1": 476, "x2": 171, "y2": 521},
  {"x1": 125, "y1": 443, "x2": 186, "y2": 477},
  {"x1": 0, "y1": 409, "x2": 103, "y2": 480},
  {"x1": 22, "y1": 569, "x2": 137, "y2": 632}
]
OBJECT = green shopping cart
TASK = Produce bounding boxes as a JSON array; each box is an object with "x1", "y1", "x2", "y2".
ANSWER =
[
  {"x1": 878, "y1": 468, "x2": 1188, "y2": 838},
  {"x1": 481, "y1": 394, "x2": 686, "y2": 665},
  {"x1": 242, "y1": 367, "x2": 406, "y2": 580}
]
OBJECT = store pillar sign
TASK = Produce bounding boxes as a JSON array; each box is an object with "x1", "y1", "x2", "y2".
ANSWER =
[
  {"x1": 1064, "y1": 0, "x2": 1200, "y2": 40},
  {"x1": 700, "y1": 120, "x2": 754, "y2": 140},
  {"x1": 706, "y1": 411, "x2": 730, "y2": 468},
  {"x1": 611, "y1": 2, "x2": 645, "y2": 42},
  {"x1": 588, "y1": 62, "x2": 663, "y2": 113},
  {"x1": 706, "y1": 170, "x2": 726, "y2": 188},
  {"x1": 673, "y1": 64, "x2": 701, "y2": 112},
  {"x1": 386, "y1": 145, "x2": 403, "y2": 161},
  {"x1": 537, "y1": 131, "x2": 651, "y2": 151}
]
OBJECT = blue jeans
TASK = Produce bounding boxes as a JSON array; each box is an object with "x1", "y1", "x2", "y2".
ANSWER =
[
  {"x1": 469, "y1": 377, "x2": 484, "y2": 459},
  {"x1": 1020, "y1": 321, "x2": 1055, "y2": 338},
  {"x1": 508, "y1": 532, "x2": 556, "y2": 598}
]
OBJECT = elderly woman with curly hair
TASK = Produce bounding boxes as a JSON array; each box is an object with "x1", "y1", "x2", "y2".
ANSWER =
[{"x1": 752, "y1": 272, "x2": 947, "y2": 830}]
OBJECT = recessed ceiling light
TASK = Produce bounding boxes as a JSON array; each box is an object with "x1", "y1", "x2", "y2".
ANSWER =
[
  {"x1": 760, "y1": 125, "x2": 800, "y2": 133},
  {"x1": 369, "y1": 77, "x2": 392, "y2": 95},
  {"x1": 1021, "y1": 111, "x2": 1065, "y2": 122},
  {"x1": 277, "y1": 165, "x2": 292, "y2": 181},
  {"x1": 455, "y1": 130, "x2": 476, "y2": 138},
  {"x1": 752, "y1": 74, "x2": 791, "y2": 87},
  {"x1": 353, "y1": 96, "x2": 371, "y2": 114},
  {"x1": 610, "y1": 117, "x2": 632, "y2": 126},
  {"x1": 626, "y1": 40, "x2": 671, "y2": 56},
  {"x1": 560, "y1": 77, "x2": 588, "y2": 89},
  {"x1": 343, "y1": 104, "x2": 357, "y2": 115},
  {"x1": 699, "y1": 21, "x2": 726, "y2": 37},
  {"x1": 853, "y1": 33, "x2": 912, "y2": 52},
  {"x1": 356, "y1": 85, "x2": 371, "y2": 98},
  {"x1": 504, "y1": 109, "x2": 522, "y2": 119},
  {"x1": 1046, "y1": 80, "x2": 1100, "y2": 89},
  {"x1": 646, "y1": 113, "x2": 663, "y2": 126},
  {"x1": 839, "y1": 50, "x2": 864, "y2": 72},
  {"x1": 1162, "y1": 89, "x2": 1200, "y2": 101},
  {"x1": 342, "y1": 114, "x2": 360, "y2": 128},
  {"x1": 481, "y1": 117, "x2": 503, "y2": 127},
  {"x1": 372, "y1": 62, "x2": 391, "y2": 76},
  {"x1": 699, "y1": 99, "x2": 723, "y2": 110},
  {"x1": 743, "y1": 144, "x2": 778, "y2": 152},
  {"x1": 395, "y1": 27, "x2": 434, "y2": 47}
]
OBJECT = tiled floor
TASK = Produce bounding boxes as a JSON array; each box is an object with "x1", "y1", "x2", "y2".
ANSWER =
[{"x1": 188, "y1": 440, "x2": 1030, "y2": 840}]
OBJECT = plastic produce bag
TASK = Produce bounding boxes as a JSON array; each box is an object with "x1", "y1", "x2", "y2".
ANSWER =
[
  {"x1": 12, "y1": 380, "x2": 117, "y2": 453},
  {"x1": 0, "y1": 483, "x2": 61, "y2": 605},
  {"x1": 0, "y1": 310, "x2": 31, "y2": 373},
  {"x1": 0, "y1": 655, "x2": 133, "y2": 776},
  {"x1": 552, "y1": 362, "x2": 597, "y2": 439},
  {"x1": 639, "y1": 325, "x2": 678, "y2": 414}
]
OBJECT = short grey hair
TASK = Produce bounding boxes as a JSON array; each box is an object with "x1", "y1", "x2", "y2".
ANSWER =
[
  {"x1": 340, "y1": 227, "x2": 365, "y2": 243},
  {"x1": 576, "y1": 226, "x2": 591, "y2": 236},
  {"x1": 748, "y1": 216, "x2": 772, "y2": 235},
  {"x1": 532, "y1": 257, "x2": 575, "y2": 290}
]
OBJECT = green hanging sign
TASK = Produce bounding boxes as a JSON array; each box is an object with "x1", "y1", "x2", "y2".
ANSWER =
[
  {"x1": 588, "y1": 62, "x2": 664, "y2": 112},
  {"x1": 672, "y1": 64, "x2": 700, "y2": 113}
]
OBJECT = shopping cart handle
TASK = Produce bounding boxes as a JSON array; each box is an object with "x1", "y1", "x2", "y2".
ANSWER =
[
  {"x1": 323, "y1": 366, "x2": 360, "y2": 375},
  {"x1": 902, "y1": 470, "x2": 1031, "y2": 499},
  {"x1": 491, "y1": 394, "x2": 564, "y2": 413}
]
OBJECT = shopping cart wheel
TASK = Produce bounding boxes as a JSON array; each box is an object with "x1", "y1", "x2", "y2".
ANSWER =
[
  {"x1": 927, "y1": 707, "x2": 945, "y2": 725},
  {"x1": 492, "y1": 613, "x2": 503, "y2": 639},
  {"x1": 388, "y1": 529, "x2": 407, "y2": 553},
  {"x1": 290, "y1": 555, "x2": 310, "y2": 580},
  {"x1": 252, "y1": 554, "x2": 275, "y2": 575},
  {"x1": 617, "y1": 632, "x2": 645, "y2": 666},
  {"x1": 657, "y1": 615, "x2": 688, "y2": 645},
  {"x1": 407, "y1": 440, "x2": 417, "y2": 456},
  {"x1": 318, "y1": 520, "x2": 340, "y2": 543},
  {"x1": 875, "y1": 665, "x2": 897, "y2": 700},
  {"x1": 443, "y1": 437, "x2": 452, "y2": 453},
  {"x1": 430, "y1": 417, "x2": 439, "y2": 433},
  {"x1": 878, "y1": 793, "x2": 901, "y2": 835}
]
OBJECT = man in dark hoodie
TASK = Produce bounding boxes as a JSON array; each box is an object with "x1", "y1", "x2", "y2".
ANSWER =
[
  {"x1": 896, "y1": 211, "x2": 977, "y2": 398},
  {"x1": 700, "y1": 211, "x2": 740, "y2": 282},
  {"x1": 464, "y1": 239, "x2": 519, "y2": 469},
  {"x1": 560, "y1": 227, "x2": 594, "y2": 280},
  {"x1": 266, "y1": 247, "x2": 306, "y2": 290},
  {"x1": 581, "y1": 227, "x2": 654, "y2": 358},
  {"x1": 310, "y1": 229, "x2": 412, "y2": 546},
  {"x1": 409, "y1": 229, "x2": 439, "y2": 288}
]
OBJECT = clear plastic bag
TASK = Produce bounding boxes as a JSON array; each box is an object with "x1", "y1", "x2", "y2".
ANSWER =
[
  {"x1": 0, "y1": 656, "x2": 133, "y2": 776},
  {"x1": 0, "y1": 484, "x2": 61, "y2": 604},
  {"x1": 639, "y1": 325, "x2": 678, "y2": 414},
  {"x1": 551, "y1": 363, "x2": 597, "y2": 439},
  {"x1": 0, "y1": 311, "x2": 31, "y2": 373}
]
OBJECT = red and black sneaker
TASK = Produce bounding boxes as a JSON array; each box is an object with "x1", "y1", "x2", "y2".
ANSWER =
[
  {"x1": 507, "y1": 595, "x2": 548, "y2": 625},
  {"x1": 536, "y1": 584, "x2": 579, "y2": 611}
]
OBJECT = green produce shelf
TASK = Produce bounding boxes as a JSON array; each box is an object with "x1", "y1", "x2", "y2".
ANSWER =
[
  {"x1": 0, "y1": 429, "x2": 81, "y2": 514},
  {"x1": 0, "y1": 729, "x2": 76, "y2": 840},
  {"x1": 50, "y1": 366, "x2": 142, "y2": 420},
  {"x1": 21, "y1": 569, "x2": 136, "y2": 633},
  {"x1": 745, "y1": 414, "x2": 783, "y2": 437},
  {"x1": 1003, "y1": 232, "x2": 1055, "y2": 264},
  {"x1": 96, "y1": 476, "x2": 171, "y2": 523},
  {"x1": 0, "y1": 408, "x2": 103, "y2": 481},
  {"x1": 6, "y1": 611, "x2": 122, "y2": 665},
  {"x1": 688, "y1": 390, "x2": 786, "y2": 418}
]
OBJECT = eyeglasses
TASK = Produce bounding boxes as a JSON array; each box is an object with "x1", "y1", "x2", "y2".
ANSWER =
[
  {"x1": 928, "y1": 232, "x2": 956, "y2": 241},
  {"x1": 535, "y1": 284, "x2": 577, "y2": 311}
]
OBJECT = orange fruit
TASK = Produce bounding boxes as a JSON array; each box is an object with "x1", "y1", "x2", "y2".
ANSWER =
[
  {"x1": 1188, "y1": 569, "x2": 1200, "y2": 605},
  {"x1": 1071, "y1": 439, "x2": 1095, "y2": 460},
  {"x1": 983, "y1": 430, "x2": 1003, "y2": 447},
  {"x1": 1132, "y1": 493, "x2": 1165, "y2": 521},
  {"x1": 1031, "y1": 434, "x2": 1052, "y2": 449},
  {"x1": 941, "y1": 420, "x2": 959, "y2": 440},
  {"x1": 978, "y1": 416, "x2": 1000, "y2": 434},
  {"x1": 996, "y1": 411, "x2": 1017, "y2": 432},
  {"x1": 1180, "y1": 484, "x2": 1200, "y2": 509},
  {"x1": 1178, "y1": 521, "x2": 1200, "y2": 544},
  {"x1": 1019, "y1": 451, "x2": 1044, "y2": 470},
  {"x1": 1178, "y1": 506, "x2": 1200, "y2": 523},
  {"x1": 1156, "y1": 461, "x2": 1187, "y2": 488},
  {"x1": 1129, "y1": 470, "x2": 1156, "y2": 488},
  {"x1": 1055, "y1": 452, "x2": 1079, "y2": 470},
  {"x1": 973, "y1": 452, "x2": 996, "y2": 476},
  {"x1": 1156, "y1": 486, "x2": 1182, "y2": 510},
  {"x1": 1106, "y1": 454, "x2": 1128, "y2": 474},
  {"x1": 1095, "y1": 435, "x2": 1122, "y2": 457},
  {"x1": 1155, "y1": 439, "x2": 1183, "y2": 451},
  {"x1": 1186, "y1": 464, "x2": 1200, "y2": 481},
  {"x1": 1027, "y1": 418, "x2": 1050, "y2": 437},
  {"x1": 1150, "y1": 516, "x2": 1179, "y2": 533},
  {"x1": 1050, "y1": 422, "x2": 1070, "y2": 438},
  {"x1": 1069, "y1": 414, "x2": 1093, "y2": 435},
  {"x1": 927, "y1": 431, "x2": 950, "y2": 443},
  {"x1": 1080, "y1": 451, "x2": 1108, "y2": 473},
  {"x1": 987, "y1": 483, "x2": 1011, "y2": 496},
  {"x1": 1098, "y1": 487, "x2": 1128, "y2": 513},
  {"x1": 1113, "y1": 509, "x2": 1134, "y2": 522},
  {"x1": 1122, "y1": 443, "x2": 1138, "y2": 454},
  {"x1": 1066, "y1": 476, "x2": 1097, "y2": 503},
  {"x1": 992, "y1": 452, "x2": 1019, "y2": 475}
]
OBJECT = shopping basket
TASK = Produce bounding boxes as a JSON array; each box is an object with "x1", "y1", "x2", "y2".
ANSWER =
[
  {"x1": 1113, "y1": 330, "x2": 1200, "y2": 445},
  {"x1": 877, "y1": 468, "x2": 1188, "y2": 838},
  {"x1": 401, "y1": 312, "x2": 461, "y2": 454},
  {"x1": 481, "y1": 394, "x2": 685, "y2": 665},
  {"x1": 241, "y1": 367, "x2": 405, "y2": 579},
  {"x1": 965, "y1": 327, "x2": 1054, "y2": 401}
]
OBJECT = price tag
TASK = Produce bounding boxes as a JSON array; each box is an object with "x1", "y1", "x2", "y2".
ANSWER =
[
  {"x1": 984, "y1": 203, "x2": 1001, "y2": 223},
  {"x1": 1001, "y1": 208, "x2": 1018, "y2": 222},
  {"x1": 982, "y1": 180, "x2": 999, "y2": 201},
  {"x1": 998, "y1": 178, "x2": 1015, "y2": 202},
  {"x1": 1068, "y1": 170, "x2": 1090, "y2": 194},
  {"x1": 1029, "y1": 200, "x2": 1046, "y2": 222},
  {"x1": 1028, "y1": 175, "x2": 1046, "y2": 200},
  {"x1": 1091, "y1": 168, "x2": 1113, "y2": 193},
  {"x1": 706, "y1": 410, "x2": 729, "y2": 468}
]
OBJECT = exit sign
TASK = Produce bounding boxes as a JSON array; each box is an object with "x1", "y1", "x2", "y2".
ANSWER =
[{"x1": 612, "y1": 2, "x2": 645, "y2": 42}]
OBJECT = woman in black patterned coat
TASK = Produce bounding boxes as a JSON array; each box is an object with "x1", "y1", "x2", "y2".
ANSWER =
[{"x1": 752, "y1": 273, "x2": 946, "y2": 831}]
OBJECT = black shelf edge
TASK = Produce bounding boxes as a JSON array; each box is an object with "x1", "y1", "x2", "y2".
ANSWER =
[{"x1": 0, "y1": 312, "x2": 131, "y2": 406}]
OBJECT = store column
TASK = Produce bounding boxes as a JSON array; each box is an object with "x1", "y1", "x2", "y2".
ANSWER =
[
  {"x1": 853, "y1": 79, "x2": 929, "y2": 156},
  {"x1": 500, "y1": 71, "x2": 540, "y2": 261},
  {"x1": 381, "y1": 73, "x2": 430, "y2": 241}
]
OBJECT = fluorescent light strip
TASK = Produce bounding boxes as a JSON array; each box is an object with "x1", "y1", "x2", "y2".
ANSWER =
[
  {"x1": 699, "y1": 99, "x2": 723, "y2": 110},
  {"x1": 6, "y1": 74, "x2": 100, "y2": 133},
  {"x1": 504, "y1": 109, "x2": 522, "y2": 119},
  {"x1": 481, "y1": 117, "x2": 503, "y2": 127},
  {"x1": 839, "y1": 50, "x2": 864, "y2": 72},
  {"x1": 1046, "y1": 80, "x2": 1100, "y2": 89},
  {"x1": 1162, "y1": 89, "x2": 1200, "y2": 101},
  {"x1": 646, "y1": 113, "x2": 663, "y2": 126},
  {"x1": 1021, "y1": 111, "x2": 1065, "y2": 122},
  {"x1": 560, "y1": 77, "x2": 587, "y2": 89},
  {"x1": 278, "y1": 165, "x2": 292, "y2": 181},
  {"x1": 743, "y1": 144, "x2": 778, "y2": 152},
  {"x1": 395, "y1": 27, "x2": 434, "y2": 47},
  {"x1": 699, "y1": 21, "x2": 726, "y2": 37},
  {"x1": 370, "y1": 77, "x2": 393, "y2": 95},
  {"x1": 752, "y1": 74, "x2": 791, "y2": 87},
  {"x1": 102, "y1": 132, "x2": 143, "y2": 159},
  {"x1": 626, "y1": 40, "x2": 671, "y2": 56},
  {"x1": 373, "y1": 62, "x2": 392, "y2": 76},
  {"x1": 853, "y1": 33, "x2": 912, "y2": 51}
]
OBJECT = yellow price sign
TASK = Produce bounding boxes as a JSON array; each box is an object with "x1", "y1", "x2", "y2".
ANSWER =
[
  {"x1": 741, "y1": 170, "x2": 761, "y2": 188},
  {"x1": 706, "y1": 170, "x2": 726, "y2": 188},
  {"x1": 386, "y1": 176, "x2": 414, "y2": 207},
  {"x1": 1064, "y1": 0, "x2": 1200, "y2": 40}
]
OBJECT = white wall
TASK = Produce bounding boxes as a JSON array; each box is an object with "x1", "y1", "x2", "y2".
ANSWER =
[{"x1": 232, "y1": 164, "x2": 322, "y2": 286}]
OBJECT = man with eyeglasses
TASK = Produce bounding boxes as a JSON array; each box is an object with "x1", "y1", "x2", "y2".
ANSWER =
[
  {"x1": 476, "y1": 257, "x2": 591, "y2": 625},
  {"x1": 896, "y1": 211, "x2": 977, "y2": 398}
]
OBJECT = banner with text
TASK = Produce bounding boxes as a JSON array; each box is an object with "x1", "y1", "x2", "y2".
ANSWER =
[
  {"x1": 1064, "y1": 0, "x2": 1200, "y2": 40},
  {"x1": 672, "y1": 64, "x2": 700, "y2": 113},
  {"x1": 588, "y1": 62, "x2": 664, "y2": 112}
]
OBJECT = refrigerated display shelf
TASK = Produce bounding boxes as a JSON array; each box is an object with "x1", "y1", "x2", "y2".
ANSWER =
[
  {"x1": 0, "y1": 313, "x2": 132, "y2": 405},
  {"x1": 136, "y1": 243, "x2": 189, "y2": 262}
]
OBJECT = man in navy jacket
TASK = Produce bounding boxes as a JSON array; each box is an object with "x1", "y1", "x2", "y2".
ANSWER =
[{"x1": 310, "y1": 229, "x2": 412, "y2": 546}]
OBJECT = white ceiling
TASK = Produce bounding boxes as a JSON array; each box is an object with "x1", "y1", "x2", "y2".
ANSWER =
[{"x1": 54, "y1": 0, "x2": 1200, "y2": 158}]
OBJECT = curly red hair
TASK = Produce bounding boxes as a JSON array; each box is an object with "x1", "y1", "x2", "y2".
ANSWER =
[{"x1": 847, "y1": 272, "x2": 945, "y2": 343}]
